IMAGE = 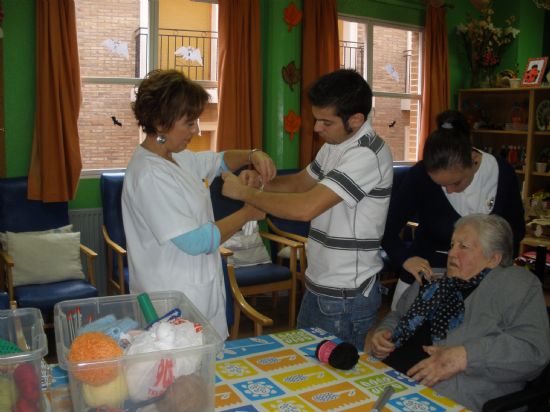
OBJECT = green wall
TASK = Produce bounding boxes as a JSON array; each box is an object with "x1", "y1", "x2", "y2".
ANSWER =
[
  {"x1": 446, "y1": 0, "x2": 546, "y2": 108},
  {"x1": 3, "y1": 0, "x2": 35, "y2": 177},
  {"x1": 338, "y1": 0, "x2": 425, "y2": 26},
  {"x1": 2, "y1": 0, "x2": 547, "y2": 209},
  {"x1": 261, "y1": 0, "x2": 301, "y2": 168}
]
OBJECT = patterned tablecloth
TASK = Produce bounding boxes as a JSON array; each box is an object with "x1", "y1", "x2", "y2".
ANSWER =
[
  {"x1": 214, "y1": 328, "x2": 469, "y2": 412},
  {"x1": 44, "y1": 327, "x2": 469, "y2": 411}
]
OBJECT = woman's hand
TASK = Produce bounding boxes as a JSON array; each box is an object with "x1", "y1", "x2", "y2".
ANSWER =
[
  {"x1": 365, "y1": 329, "x2": 395, "y2": 359},
  {"x1": 222, "y1": 171, "x2": 249, "y2": 201},
  {"x1": 250, "y1": 150, "x2": 276, "y2": 185},
  {"x1": 407, "y1": 345, "x2": 467, "y2": 387},
  {"x1": 403, "y1": 256, "x2": 433, "y2": 284}
]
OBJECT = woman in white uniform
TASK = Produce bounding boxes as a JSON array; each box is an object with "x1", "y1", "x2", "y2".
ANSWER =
[
  {"x1": 382, "y1": 110, "x2": 525, "y2": 309},
  {"x1": 122, "y1": 70, "x2": 275, "y2": 339}
]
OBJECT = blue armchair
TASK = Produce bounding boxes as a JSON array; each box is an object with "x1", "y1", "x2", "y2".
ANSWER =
[
  {"x1": 0, "y1": 292, "x2": 9, "y2": 309},
  {"x1": 100, "y1": 172, "x2": 129, "y2": 294},
  {"x1": 0, "y1": 177, "x2": 98, "y2": 324},
  {"x1": 209, "y1": 175, "x2": 300, "y2": 338}
]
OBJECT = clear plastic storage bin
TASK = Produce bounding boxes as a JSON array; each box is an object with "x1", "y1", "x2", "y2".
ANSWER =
[
  {"x1": 0, "y1": 307, "x2": 48, "y2": 412},
  {"x1": 53, "y1": 291, "x2": 223, "y2": 412}
]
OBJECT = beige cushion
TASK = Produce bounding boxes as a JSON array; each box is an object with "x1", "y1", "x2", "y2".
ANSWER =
[
  {"x1": 0, "y1": 224, "x2": 73, "y2": 250},
  {"x1": 7, "y1": 231, "x2": 84, "y2": 286},
  {"x1": 223, "y1": 224, "x2": 272, "y2": 268}
]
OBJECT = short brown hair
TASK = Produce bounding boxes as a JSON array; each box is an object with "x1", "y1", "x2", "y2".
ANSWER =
[{"x1": 132, "y1": 70, "x2": 209, "y2": 135}]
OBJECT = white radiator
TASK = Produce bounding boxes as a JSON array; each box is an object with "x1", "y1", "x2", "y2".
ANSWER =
[{"x1": 69, "y1": 208, "x2": 106, "y2": 295}]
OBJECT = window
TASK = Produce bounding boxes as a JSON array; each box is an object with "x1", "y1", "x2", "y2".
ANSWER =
[
  {"x1": 339, "y1": 17, "x2": 423, "y2": 161},
  {"x1": 75, "y1": 0, "x2": 218, "y2": 173}
]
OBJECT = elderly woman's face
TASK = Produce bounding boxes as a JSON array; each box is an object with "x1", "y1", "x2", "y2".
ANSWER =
[{"x1": 447, "y1": 224, "x2": 501, "y2": 280}]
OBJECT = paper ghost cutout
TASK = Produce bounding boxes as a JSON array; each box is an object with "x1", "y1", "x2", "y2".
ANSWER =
[
  {"x1": 175, "y1": 46, "x2": 203, "y2": 66},
  {"x1": 101, "y1": 39, "x2": 129, "y2": 60},
  {"x1": 384, "y1": 63, "x2": 400, "y2": 82}
]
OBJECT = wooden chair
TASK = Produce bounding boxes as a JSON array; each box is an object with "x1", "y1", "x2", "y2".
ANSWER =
[
  {"x1": 0, "y1": 177, "x2": 98, "y2": 326},
  {"x1": 209, "y1": 176, "x2": 301, "y2": 338},
  {"x1": 266, "y1": 215, "x2": 309, "y2": 292},
  {"x1": 220, "y1": 248, "x2": 273, "y2": 338}
]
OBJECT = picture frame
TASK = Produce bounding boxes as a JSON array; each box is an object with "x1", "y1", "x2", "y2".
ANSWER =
[{"x1": 521, "y1": 57, "x2": 548, "y2": 87}]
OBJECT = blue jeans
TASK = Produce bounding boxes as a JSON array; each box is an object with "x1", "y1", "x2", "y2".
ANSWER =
[{"x1": 297, "y1": 281, "x2": 382, "y2": 351}]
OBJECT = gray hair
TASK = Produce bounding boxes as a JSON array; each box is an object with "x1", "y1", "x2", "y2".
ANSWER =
[{"x1": 454, "y1": 214, "x2": 514, "y2": 267}]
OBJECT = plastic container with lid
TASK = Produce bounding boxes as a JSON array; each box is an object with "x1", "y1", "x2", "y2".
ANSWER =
[
  {"x1": 53, "y1": 290, "x2": 223, "y2": 412},
  {"x1": 0, "y1": 307, "x2": 48, "y2": 412}
]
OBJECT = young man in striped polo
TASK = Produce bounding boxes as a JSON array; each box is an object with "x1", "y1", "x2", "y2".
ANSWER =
[{"x1": 222, "y1": 69, "x2": 393, "y2": 350}]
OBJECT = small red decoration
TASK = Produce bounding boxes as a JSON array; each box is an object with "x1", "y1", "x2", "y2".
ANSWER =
[
  {"x1": 284, "y1": 110, "x2": 301, "y2": 141},
  {"x1": 283, "y1": 2, "x2": 302, "y2": 32}
]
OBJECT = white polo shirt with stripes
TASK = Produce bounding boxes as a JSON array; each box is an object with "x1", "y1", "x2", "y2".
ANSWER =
[{"x1": 305, "y1": 121, "x2": 393, "y2": 297}]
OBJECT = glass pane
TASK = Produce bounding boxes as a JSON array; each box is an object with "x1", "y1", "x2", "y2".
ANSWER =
[
  {"x1": 372, "y1": 25, "x2": 421, "y2": 94},
  {"x1": 371, "y1": 96, "x2": 420, "y2": 161},
  {"x1": 338, "y1": 20, "x2": 366, "y2": 76},
  {"x1": 79, "y1": 83, "x2": 215, "y2": 169},
  {"x1": 75, "y1": 0, "x2": 144, "y2": 78},
  {"x1": 158, "y1": 1, "x2": 218, "y2": 81},
  {"x1": 79, "y1": 83, "x2": 141, "y2": 170}
]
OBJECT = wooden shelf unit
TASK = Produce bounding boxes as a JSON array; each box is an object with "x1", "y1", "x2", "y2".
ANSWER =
[{"x1": 459, "y1": 87, "x2": 550, "y2": 200}]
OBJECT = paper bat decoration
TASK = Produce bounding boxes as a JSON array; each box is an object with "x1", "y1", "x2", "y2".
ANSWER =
[
  {"x1": 388, "y1": 120, "x2": 396, "y2": 128},
  {"x1": 174, "y1": 46, "x2": 203, "y2": 66},
  {"x1": 101, "y1": 39, "x2": 129, "y2": 60},
  {"x1": 111, "y1": 116, "x2": 122, "y2": 127}
]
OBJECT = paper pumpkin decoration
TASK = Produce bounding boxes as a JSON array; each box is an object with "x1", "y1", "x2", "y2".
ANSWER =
[
  {"x1": 282, "y1": 61, "x2": 301, "y2": 91},
  {"x1": 284, "y1": 110, "x2": 301, "y2": 141},
  {"x1": 283, "y1": 2, "x2": 302, "y2": 32}
]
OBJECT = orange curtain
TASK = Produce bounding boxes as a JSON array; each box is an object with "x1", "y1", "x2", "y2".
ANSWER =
[
  {"x1": 299, "y1": 0, "x2": 340, "y2": 167},
  {"x1": 418, "y1": 5, "x2": 450, "y2": 159},
  {"x1": 28, "y1": 0, "x2": 82, "y2": 201},
  {"x1": 216, "y1": 0, "x2": 262, "y2": 151}
]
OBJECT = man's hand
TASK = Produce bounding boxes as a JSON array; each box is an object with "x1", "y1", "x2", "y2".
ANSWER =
[
  {"x1": 239, "y1": 169, "x2": 263, "y2": 189},
  {"x1": 407, "y1": 345, "x2": 467, "y2": 387},
  {"x1": 222, "y1": 171, "x2": 251, "y2": 201},
  {"x1": 250, "y1": 150, "x2": 276, "y2": 185},
  {"x1": 403, "y1": 256, "x2": 434, "y2": 284},
  {"x1": 365, "y1": 329, "x2": 395, "y2": 359},
  {"x1": 242, "y1": 203, "x2": 265, "y2": 221}
]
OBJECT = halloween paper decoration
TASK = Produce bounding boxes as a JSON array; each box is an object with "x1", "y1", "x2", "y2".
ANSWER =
[
  {"x1": 284, "y1": 110, "x2": 301, "y2": 141},
  {"x1": 384, "y1": 63, "x2": 400, "y2": 81},
  {"x1": 282, "y1": 61, "x2": 301, "y2": 91},
  {"x1": 175, "y1": 46, "x2": 204, "y2": 66},
  {"x1": 283, "y1": 2, "x2": 302, "y2": 32},
  {"x1": 101, "y1": 39, "x2": 130, "y2": 60}
]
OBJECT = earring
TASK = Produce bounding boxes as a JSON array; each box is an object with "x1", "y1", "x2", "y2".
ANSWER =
[{"x1": 156, "y1": 135, "x2": 166, "y2": 144}]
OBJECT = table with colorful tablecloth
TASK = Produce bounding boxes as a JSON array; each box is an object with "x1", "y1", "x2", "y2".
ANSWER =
[
  {"x1": 214, "y1": 327, "x2": 469, "y2": 412},
  {"x1": 44, "y1": 327, "x2": 469, "y2": 411}
]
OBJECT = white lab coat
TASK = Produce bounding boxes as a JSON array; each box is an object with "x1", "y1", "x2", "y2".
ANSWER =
[{"x1": 122, "y1": 147, "x2": 228, "y2": 339}]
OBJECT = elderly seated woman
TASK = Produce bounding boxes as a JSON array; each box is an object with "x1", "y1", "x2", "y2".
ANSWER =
[{"x1": 366, "y1": 214, "x2": 550, "y2": 411}]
